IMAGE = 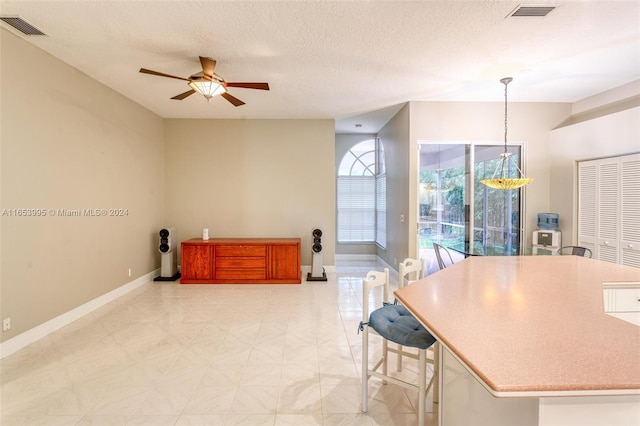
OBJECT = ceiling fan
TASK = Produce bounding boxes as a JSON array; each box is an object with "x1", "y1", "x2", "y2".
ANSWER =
[{"x1": 139, "y1": 56, "x2": 269, "y2": 106}]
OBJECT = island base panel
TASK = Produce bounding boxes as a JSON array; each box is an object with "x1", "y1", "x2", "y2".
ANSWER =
[
  {"x1": 441, "y1": 347, "x2": 537, "y2": 426},
  {"x1": 441, "y1": 347, "x2": 640, "y2": 426}
]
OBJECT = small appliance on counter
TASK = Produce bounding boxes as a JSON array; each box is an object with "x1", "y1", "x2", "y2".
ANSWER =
[{"x1": 532, "y1": 213, "x2": 561, "y2": 255}]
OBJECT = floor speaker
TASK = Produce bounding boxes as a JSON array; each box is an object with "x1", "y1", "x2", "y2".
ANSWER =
[
  {"x1": 307, "y1": 228, "x2": 327, "y2": 281},
  {"x1": 154, "y1": 228, "x2": 181, "y2": 281}
]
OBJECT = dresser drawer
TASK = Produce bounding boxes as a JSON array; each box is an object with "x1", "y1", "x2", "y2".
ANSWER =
[
  {"x1": 605, "y1": 288, "x2": 640, "y2": 312},
  {"x1": 216, "y1": 269, "x2": 266, "y2": 280},
  {"x1": 603, "y1": 287, "x2": 640, "y2": 326},
  {"x1": 216, "y1": 245, "x2": 266, "y2": 257},
  {"x1": 216, "y1": 257, "x2": 266, "y2": 269}
]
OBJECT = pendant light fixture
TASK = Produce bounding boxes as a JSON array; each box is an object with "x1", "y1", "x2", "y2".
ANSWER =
[{"x1": 480, "y1": 77, "x2": 533, "y2": 190}]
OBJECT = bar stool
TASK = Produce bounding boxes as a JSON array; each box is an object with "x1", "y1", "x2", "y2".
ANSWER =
[
  {"x1": 433, "y1": 243, "x2": 456, "y2": 270},
  {"x1": 558, "y1": 246, "x2": 593, "y2": 258},
  {"x1": 396, "y1": 258, "x2": 425, "y2": 372},
  {"x1": 398, "y1": 257, "x2": 425, "y2": 289},
  {"x1": 360, "y1": 268, "x2": 438, "y2": 426}
]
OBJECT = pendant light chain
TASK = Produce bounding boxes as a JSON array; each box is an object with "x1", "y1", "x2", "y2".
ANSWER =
[
  {"x1": 501, "y1": 76, "x2": 512, "y2": 154},
  {"x1": 504, "y1": 78, "x2": 508, "y2": 153},
  {"x1": 479, "y1": 77, "x2": 533, "y2": 190}
]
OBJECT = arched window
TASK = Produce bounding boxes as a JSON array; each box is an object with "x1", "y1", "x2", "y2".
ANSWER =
[{"x1": 337, "y1": 139, "x2": 386, "y2": 247}]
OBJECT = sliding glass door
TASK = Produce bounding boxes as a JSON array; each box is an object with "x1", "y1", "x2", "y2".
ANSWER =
[
  {"x1": 419, "y1": 144, "x2": 468, "y2": 249},
  {"x1": 418, "y1": 142, "x2": 525, "y2": 260},
  {"x1": 473, "y1": 145, "x2": 523, "y2": 252}
]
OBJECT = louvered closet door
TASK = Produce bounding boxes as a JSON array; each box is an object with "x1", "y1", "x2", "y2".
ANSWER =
[
  {"x1": 578, "y1": 153, "x2": 640, "y2": 267},
  {"x1": 597, "y1": 161, "x2": 619, "y2": 263},
  {"x1": 577, "y1": 162, "x2": 597, "y2": 254},
  {"x1": 621, "y1": 156, "x2": 640, "y2": 268}
]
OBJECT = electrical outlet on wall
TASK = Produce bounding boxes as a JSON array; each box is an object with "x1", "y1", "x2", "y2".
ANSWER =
[{"x1": 3, "y1": 317, "x2": 11, "y2": 332}]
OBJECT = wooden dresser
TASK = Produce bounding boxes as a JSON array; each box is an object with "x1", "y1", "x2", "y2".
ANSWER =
[{"x1": 180, "y1": 238, "x2": 301, "y2": 284}]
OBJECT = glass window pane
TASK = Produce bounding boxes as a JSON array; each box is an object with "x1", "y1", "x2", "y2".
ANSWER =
[
  {"x1": 419, "y1": 142, "x2": 525, "y2": 257},
  {"x1": 418, "y1": 144, "x2": 467, "y2": 249},
  {"x1": 474, "y1": 145, "x2": 522, "y2": 252},
  {"x1": 338, "y1": 151, "x2": 357, "y2": 175},
  {"x1": 337, "y1": 139, "x2": 386, "y2": 244},
  {"x1": 376, "y1": 174, "x2": 386, "y2": 248}
]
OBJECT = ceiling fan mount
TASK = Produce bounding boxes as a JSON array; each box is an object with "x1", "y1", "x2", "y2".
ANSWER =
[{"x1": 139, "y1": 56, "x2": 269, "y2": 106}]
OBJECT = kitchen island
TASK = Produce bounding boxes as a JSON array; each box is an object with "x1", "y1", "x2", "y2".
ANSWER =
[{"x1": 394, "y1": 256, "x2": 640, "y2": 426}]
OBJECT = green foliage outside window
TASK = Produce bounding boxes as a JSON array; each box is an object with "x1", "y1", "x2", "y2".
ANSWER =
[{"x1": 419, "y1": 153, "x2": 521, "y2": 251}]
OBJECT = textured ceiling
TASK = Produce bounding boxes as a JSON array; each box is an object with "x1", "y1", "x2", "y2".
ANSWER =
[{"x1": 1, "y1": 1, "x2": 639, "y2": 133}]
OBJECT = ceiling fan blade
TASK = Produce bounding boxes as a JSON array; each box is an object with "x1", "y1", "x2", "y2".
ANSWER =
[
  {"x1": 139, "y1": 68, "x2": 191, "y2": 81},
  {"x1": 225, "y1": 82, "x2": 270, "y2": 90},
  {"x1": 221, "y1": 92, "x2": 245, "y2": 107},
  {"x1": 171, "y1": 89, "x2": 196, "y2": 100},
  {"x1": 199, "y1": 57, "x2": 217, "y2": 80}
]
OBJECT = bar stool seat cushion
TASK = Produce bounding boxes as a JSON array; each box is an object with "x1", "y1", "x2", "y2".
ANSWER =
[{"x1": 369, "y1": 305, "x2": 436, "y2": 350}]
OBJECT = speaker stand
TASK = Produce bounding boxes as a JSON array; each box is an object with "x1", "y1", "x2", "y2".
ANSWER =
[
  {"x1": 306, "y1": 272, "x2": 327, "y2": 282},
  {"x1": 154, "y1": 272, "x2": 181, "y2": 282}
]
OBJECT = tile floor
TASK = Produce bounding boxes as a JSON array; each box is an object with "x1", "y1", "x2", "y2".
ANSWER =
[{"x1": 0, "y1": 260, "x2": 437, "y2": 425}]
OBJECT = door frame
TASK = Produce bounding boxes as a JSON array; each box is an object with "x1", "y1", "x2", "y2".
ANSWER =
[{"x1": 415, "y1": 140, "x2": 529, "y2": 261}]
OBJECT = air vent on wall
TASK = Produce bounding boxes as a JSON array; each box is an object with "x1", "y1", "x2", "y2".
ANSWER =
[
  {"x1": 0, "y1": 16, "x2": 46, "y2": 35},
  {"x1": 508, "y1": 5, "x2": 557, "y2": 18}
]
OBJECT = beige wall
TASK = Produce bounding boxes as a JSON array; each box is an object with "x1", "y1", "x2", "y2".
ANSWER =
[
  {"x1": 378, "y1": 104, "x2": 411, "y2": 267},
  {"x1": 163, "y1": 119, "x2": 335, "y2": 266},
  {"x1": 549, "y1": 105, "x2": 640, "y2": 244},
  {"x1": 0, "y1": 29, "x2": 165, "y2": 340}
]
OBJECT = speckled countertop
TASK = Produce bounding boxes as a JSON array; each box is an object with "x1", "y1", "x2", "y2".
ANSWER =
[{"x1": 394, "y1": 256, "x2": 640, "y2": 397}]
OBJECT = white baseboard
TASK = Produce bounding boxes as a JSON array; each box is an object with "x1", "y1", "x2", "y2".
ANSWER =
[
  {"x1": 335, "y1": 255, "x2": 399, "y2": 284},
  {"x1": 0, "y1": 269, "x2": 159, "y2": 359},
  {"x1": 301, "y1": 265, "x2": 336, "y2": 276},
  {"x1": 335, "y1": 254, "x2": 377, "y2": 261}
]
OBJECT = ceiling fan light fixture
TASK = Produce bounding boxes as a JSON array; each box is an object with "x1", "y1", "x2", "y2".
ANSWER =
[
  {"x1": 139, "y1": 56, "x2": 269, "y2": 105},
  {"x1": 188, "y1": 78, "x2": 226, "y2": 100}
]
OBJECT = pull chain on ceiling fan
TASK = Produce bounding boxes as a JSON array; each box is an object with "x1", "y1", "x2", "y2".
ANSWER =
[{"x1": 139, "y1": 56, "x2": 269, "y2": 106}]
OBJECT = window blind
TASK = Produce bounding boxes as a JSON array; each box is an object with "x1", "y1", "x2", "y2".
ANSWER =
[
  {"x1": 337, "y1": 176, "x2": 375, "y2": 242},
  {"x1": 376, "y1": 174, "x2": 387, "y2": 248}
]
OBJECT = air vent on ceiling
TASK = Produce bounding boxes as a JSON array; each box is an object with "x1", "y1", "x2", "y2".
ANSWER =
[
  {"x1": 508, "y1": 5, "x2": 556, "y2": 18},
  {"x1": 0, "y1": 16, "x2": 46, "y2": 35}
]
